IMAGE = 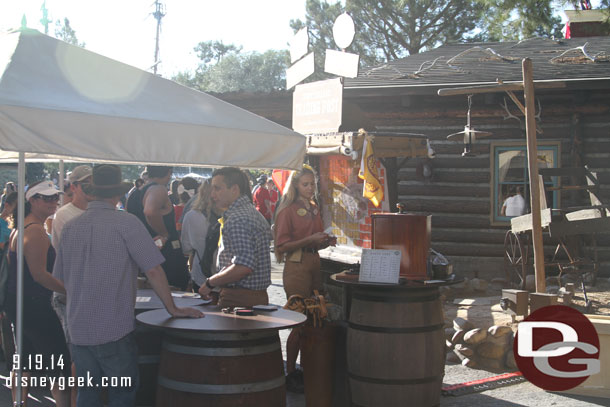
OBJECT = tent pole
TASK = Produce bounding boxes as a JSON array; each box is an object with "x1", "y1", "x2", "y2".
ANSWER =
[
  {"x1": 59, "y1": 160, "x2": 65, "y2": 205},
  {"x1": 15, "y1": 152, "x2": 25, "y2": 405}
]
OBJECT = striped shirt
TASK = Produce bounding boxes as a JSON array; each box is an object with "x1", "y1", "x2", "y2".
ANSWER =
[
  {"x1": 218, "y1": 195, "x2": 272, "y2": 290},
  {"x1": 53, "y1": 201, "x2": 165, "y2": 346}
]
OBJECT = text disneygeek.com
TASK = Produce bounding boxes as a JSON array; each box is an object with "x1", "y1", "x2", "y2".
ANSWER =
[{"x1": 5, "y1": 372, "x2": 132, "y2": 390}]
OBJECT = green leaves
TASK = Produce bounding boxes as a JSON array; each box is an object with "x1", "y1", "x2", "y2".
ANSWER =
[{"x1": 174, "y1": 47, "x2": 289, "y2": 93}]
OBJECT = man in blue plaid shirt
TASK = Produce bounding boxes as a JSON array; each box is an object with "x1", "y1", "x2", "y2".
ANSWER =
[{"x1": 198, "y1": 167, "x2": 272, "y2": 307}]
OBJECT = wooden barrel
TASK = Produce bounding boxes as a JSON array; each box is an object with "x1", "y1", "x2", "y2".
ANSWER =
[
  {"x1": 135, "y1": 325, "x2": 162, "y2": 407},
  {"x1": 347, "y1": 286, "x2": 445, "y2": 407},
  {"x1": 156, "y1": 330, "x2": 286, "y2": 407}
]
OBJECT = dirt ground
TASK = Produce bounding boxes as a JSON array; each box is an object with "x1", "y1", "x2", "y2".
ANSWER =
[
  {"x1": 438, "y1": 277, "x2": 610, "y2": 406},
  {"x1": 442, "y1": 277, "x2": 610, "y2": 330}
]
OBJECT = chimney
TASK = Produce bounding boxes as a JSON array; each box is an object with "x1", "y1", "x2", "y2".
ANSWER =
[{"x1": 564, "y1": 10, "x2": 610, "y2": 38}]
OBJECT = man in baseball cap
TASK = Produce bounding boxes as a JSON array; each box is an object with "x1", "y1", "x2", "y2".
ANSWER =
[{"x1": 51, "y1": 165, "x2": 93, "y2": 248}]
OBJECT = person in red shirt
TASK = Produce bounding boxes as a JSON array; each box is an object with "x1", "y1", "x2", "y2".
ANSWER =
[
  {"x1": 274, "y1": 166, "x2": 336, "y2": 392},
  {"x1": 267, "y1": 178, "x2": 279, "y2": 215},
  {"x1": 252, "y1": 175, "x2": 272, "y2": 223}
]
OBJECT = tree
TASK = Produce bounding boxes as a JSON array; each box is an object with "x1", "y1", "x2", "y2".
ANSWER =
[
  {"x1": 173, "y1": 42, "x2": 289, "y2": 93},
  {"x1": 291, "y1": 0, "x2": 577, "y2": 70},
  {"x1": 43, "y1": 163, "x2": 146, "y2": 183},
  {"x1": 25, "y1": 163, "x2": 46, "y2": 185},
  {"x1": 475, "y1": 0, "x2": 564, "y2": 41},
  {"x1": 54, "y1": 18, "x2": 85, "y2": 47},
  {"x1": 291, "y1": 0, "x2": 480, "y2": 68},
  {"x1": 194, "y1": 41, "x2": 242, "y2": 64}
]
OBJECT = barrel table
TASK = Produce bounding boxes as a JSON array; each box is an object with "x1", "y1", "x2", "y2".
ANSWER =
[
  {"x1": 136, "y1": 305, "x2": 306, "y2": 407},
  {"x1": 135, "y1": 289, "x2": 208, "y2": 407},
  {"x1": 331, "y1": 276, "x2": 450, "y2": 407}
]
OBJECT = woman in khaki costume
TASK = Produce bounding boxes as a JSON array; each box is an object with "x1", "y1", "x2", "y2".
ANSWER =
[{"x1": 274, "y1": 166, "x2": 335, "y2": 392}]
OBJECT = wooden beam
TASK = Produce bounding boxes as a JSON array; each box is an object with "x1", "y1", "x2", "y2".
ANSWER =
[
  {"x1": 497, "y1": 79, "x2": 525, "y2": 115},
  {"x1": 505, "y1": 90, "x2": 526, "y2": 115},
  {"x1": 523, "y1": 58, "x2": 546, "y2": 294},
  {"x1": 437, "y1": 81, "x2": 566, "y2": 97}
]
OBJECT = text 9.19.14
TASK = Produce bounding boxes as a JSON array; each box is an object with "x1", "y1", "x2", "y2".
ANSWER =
[{"x1": 12, "y1": 354, "x2": 65, "y2": 371}]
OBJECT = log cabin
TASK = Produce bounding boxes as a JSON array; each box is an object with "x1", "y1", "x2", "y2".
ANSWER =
[{"x1": 217, "y1": 32, "x2": 610, "y2": 281}]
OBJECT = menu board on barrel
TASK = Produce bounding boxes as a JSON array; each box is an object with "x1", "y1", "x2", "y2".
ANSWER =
[{"x1": 371, "y1": 213, "x2": 431, "y2": 280}]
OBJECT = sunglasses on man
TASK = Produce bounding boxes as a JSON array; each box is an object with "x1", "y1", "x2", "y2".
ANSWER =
[{"x1": 34, "y1": 194, "x2": 60, "y2": 202}]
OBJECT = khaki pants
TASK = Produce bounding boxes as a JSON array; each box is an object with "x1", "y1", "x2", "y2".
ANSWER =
[
  {"x1": 283, "y1": 252, "x2": 322, "y2": 299},
  {"x1": 218, "y1": 287, "x2": 269, "y2": 308}
]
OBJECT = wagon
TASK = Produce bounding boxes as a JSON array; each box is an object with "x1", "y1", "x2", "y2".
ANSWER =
[{"x1": 504, "y1": 167, "x2": 610, "y2": 311}]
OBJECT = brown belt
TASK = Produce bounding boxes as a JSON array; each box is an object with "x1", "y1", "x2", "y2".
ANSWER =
[{"x1": 302, "y1": 247, "x2": 318, "y2": 254}]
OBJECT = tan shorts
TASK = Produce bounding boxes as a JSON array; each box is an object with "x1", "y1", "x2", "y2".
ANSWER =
[
  {"x1": 283, "y1": 252, "x2": 322, "y2": 299},
  {"x1": 218, "y1": 287, "x2": 269, "y2": 308}
]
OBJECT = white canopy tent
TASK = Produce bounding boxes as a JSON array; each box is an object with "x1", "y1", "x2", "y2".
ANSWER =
[
  {"x1": 0, "y1": 29, "x2": 305, "y2": 168},
  {"x1": 0, "y1": 28, "x2": 304, "y2": 403}
]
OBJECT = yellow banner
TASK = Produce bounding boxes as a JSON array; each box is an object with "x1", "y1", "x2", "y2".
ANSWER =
[{"x1": 358, "y1": 136, "x2": 383, "y2": 207}]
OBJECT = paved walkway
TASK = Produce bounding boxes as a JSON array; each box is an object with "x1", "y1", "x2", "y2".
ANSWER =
[
  {"x1": 0, "y1": 259, "x2": 306, "y2": 407},
  {"x1": 1, "y1": 258, "x2": 608, "y2": 406}
]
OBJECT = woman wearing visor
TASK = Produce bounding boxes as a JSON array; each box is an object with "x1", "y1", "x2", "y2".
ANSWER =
[{"x1": 6, "y1": 181, "x2": 71, "y2": 406}]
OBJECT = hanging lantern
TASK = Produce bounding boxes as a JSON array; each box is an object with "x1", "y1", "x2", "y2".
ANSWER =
[{"x1": 447, "y1": 95, "x2": 492, "y2": 157}]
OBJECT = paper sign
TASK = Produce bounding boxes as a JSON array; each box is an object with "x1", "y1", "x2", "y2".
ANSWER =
[
  {"x1": 359, "y1": 249, "x2": 401, "y2": 284},
  {"x1": 136, "y1": 297, "x2": 151, "y2": 303}
]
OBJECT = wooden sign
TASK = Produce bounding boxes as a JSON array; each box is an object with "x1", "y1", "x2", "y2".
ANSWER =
[
  {"x1": 325, "y1": 49, "x2": 359, "y2": 78},
  {"x1": 292, "y1": 78, "x2": 343, "y2": 134},
  {"x1": 286, "y1": 52, "x2": 314, "y2": 90}
]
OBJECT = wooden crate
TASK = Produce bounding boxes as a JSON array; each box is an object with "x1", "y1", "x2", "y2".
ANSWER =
[{"x1": 562, "y1": 314, "x2": 610, "y2": 399}]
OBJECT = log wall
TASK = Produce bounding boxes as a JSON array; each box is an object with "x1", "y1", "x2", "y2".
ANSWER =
[
  {"x1": 357, "y1": 90, "x2": 610, "y2": 279},
  {"x1": 219, "y1": 88, "x2": 610, "y2": 280}
]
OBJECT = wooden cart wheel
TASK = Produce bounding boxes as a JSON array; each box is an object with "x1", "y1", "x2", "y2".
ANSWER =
[{"x1": 504, "y1": 231, "x2": 528, "y2": 289}]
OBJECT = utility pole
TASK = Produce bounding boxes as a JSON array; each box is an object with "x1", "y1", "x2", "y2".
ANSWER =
[
  {"x1": 152, "y1": 0, "x2": 165, "y2": 75},
  {"x1": 40, "y1": 1, "x2": 50, "y2": 34}
]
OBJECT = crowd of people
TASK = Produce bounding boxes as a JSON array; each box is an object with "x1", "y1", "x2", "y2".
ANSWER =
[{"x1": 0, "y1": 163, "x2": 334, "y2": 406}]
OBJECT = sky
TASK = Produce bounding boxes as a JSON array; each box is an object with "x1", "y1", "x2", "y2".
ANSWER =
[
  {"x1": 0, "y1": 0, "x2": 312, "y2": 77},
  {"x1": 0, "y1": 1, "x2": 602, "y2": 78}
]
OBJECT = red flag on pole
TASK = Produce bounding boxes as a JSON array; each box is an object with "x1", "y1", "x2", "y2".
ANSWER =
[{"x1": 272, "y1": 169, "x2": 292, "y2": 195}]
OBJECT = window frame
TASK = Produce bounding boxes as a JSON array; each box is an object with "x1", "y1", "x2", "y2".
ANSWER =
[{"x1": 489, "y1": 141, "x2": 561, "y2": 226}]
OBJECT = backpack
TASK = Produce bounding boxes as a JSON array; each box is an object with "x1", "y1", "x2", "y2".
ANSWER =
[
  {"x1": 125, "y1": 187, "x2": 143, "y2": 215},
  {"x1": 199, "y1": 220, "x2": 221, "y2": 278}
]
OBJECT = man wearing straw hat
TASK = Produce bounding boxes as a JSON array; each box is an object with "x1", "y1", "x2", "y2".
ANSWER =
[{"x1": 53, "y1": 164, "x2": 203, "y2": 407}]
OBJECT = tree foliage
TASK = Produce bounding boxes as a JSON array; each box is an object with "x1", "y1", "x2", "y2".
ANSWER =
[
  {"x1": 291, "y1": 0, "x2": 579, "y2": 70},
  {"x1": 54, "y1": 18, "x2": 85, "y2": 47},
  {"x1": 474, "y1": 0, "x2": 564, "y2": 41},
  {"x1": 194, "y1": 41, "x2": 242, "y2": 64},
  {"x1": 173, "y1": 41, "x2": 289, "y2": 93}
]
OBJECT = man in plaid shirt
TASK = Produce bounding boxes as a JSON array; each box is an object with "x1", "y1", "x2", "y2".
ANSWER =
[{"x1": 198, "y1": 167, "x2": 272, "y2": 307}]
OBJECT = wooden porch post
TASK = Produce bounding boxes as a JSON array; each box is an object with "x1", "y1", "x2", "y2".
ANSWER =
[{"x1": 523, "y1": 58, "x2": 546, "y2": 293}]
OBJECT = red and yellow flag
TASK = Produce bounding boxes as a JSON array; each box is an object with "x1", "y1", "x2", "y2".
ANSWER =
[{"x1": 358, "y1": 135, "x2": 383, "y2": 207}]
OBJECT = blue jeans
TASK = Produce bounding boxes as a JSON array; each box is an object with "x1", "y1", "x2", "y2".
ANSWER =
[{"x1": 70, "y1": 332, "x2": 139, "y2": 407}]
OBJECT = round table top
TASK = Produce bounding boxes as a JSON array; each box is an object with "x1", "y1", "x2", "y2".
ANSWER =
[
  {"x1": 330, "y1": 273, "x2": 463, "y2": 290},
  {"x1": 136, "y1": 289, "x2": 209, "y2": 310},
  {"x1": 136, "y1": 305, "x2": 307, "y2": 333}
]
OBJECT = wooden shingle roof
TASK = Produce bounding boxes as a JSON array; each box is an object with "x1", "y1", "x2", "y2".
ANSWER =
[{"x1": 344, "y1": 36, "x2": 610, "y2": 93}]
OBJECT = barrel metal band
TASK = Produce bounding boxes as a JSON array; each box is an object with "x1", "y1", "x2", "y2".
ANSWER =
[
  {"x1": 166, "y1": 330, "x2": 275, "y2": 341},
  {"x1": 157, "y1": 375, "x2": 285, "y2": 394},
  {"x1": 165, "y1": 333, "x2": 279, "y2": 349},
  {"x1": 163, "y1": 340, "x2": 280, "y2": 356},
  {"x1": 352, "y1": 292, "x2": 440, "y2": 303},
  {"x1": 348, "y1": 322, "x2": 444, "y2": 334},
  {"x1": 348, "y1": 372, "x2": 441, "y2": 385}
]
